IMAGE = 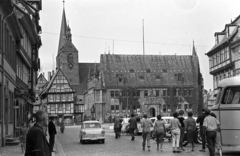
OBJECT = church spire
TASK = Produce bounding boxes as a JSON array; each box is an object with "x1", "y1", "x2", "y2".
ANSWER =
[
  {"x1": 192, "y1": 40, "x2": 197, "y2": 56},
  {"x1": 57, "y1": 1, "x2": 68, "y2": 55}
]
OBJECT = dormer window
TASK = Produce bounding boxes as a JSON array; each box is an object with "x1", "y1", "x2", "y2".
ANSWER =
[
  {"x1": 129, "y1": 69, "x2": 135, "y2": 73},
  {"x1": 139, "y1": 75, "x2": 144, "y2": 80},
  {"x1": 116, "y1": 74, "x2": 124, "y2": 83},
  {"x1": 146, "y1": 69, "x2": 151, "y2": 73},
  {"x1": 156, "y1": 75, "x2": 161, "y2": 80},
  {"x1": 162, "y1": 69, "x2": 167, "y2": 73}
]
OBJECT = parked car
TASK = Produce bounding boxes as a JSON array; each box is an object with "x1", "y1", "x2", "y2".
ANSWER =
[{"x1": 79, "y1": 120, "x2": 105, "y2": 144}]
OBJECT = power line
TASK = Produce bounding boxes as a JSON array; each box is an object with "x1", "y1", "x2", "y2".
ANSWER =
[{"x1": 42, "y1": 31, "x2": 212, "y2": 48}]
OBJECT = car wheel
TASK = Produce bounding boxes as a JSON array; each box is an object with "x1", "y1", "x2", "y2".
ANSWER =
[
  {"x1": 197, "y1": 132, "x2": 202, "y2": 144},
  {"x1": 102, "y1": 139, "x2": 105, "y2": 144}
]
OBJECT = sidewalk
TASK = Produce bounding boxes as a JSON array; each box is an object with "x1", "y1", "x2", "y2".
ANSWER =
[{"x1": 0, "y1": 145, "x2": 56, "y2": 156}]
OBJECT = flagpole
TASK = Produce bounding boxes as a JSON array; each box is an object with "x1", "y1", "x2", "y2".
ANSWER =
[{"x1": 142, "y1": 19, "x2": 145, "y2": 55}]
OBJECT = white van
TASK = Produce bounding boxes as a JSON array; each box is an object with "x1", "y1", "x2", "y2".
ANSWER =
[{"x1": 211, "y1": 76, "x2": 240, "y2": 146}]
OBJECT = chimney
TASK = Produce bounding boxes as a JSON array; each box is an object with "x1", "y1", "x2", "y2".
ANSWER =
[
  {"x1": 48, "y1": 72, "x2": 51, "y2": 81},
  {"x1": 43, "y1": 72, "x2": 45, "y2": 78},
  {"x1": 52, "y1": 70, "x2": 54, "y2": 77}
]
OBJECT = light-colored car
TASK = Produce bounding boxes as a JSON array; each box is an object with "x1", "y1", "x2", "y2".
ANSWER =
[{"x1": 79, "y1": 120, "x2": 105, "y2": 144}]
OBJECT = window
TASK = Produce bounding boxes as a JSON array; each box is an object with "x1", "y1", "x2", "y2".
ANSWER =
[
  {"x1": 115, "y1": 91, "x2": 119, "y2": 97},
  {"x1": 139, "y1": 75, "x2": 144, "y2": 80},
  {"x1": 188, "y1": 90, "x2": 192, "y2": 97},
  {"x1": 184, "y1": 89, "x2": 188, "y2": 96},
  {"x1": 75, "y1": 105, "x2": 84, "y2": 113},
  {"x1": 129, "y1": 69, "x2": 135, "y2": 73},
  {"x1": 209, "y1": 57, "x2": 212, "y2": 68},
  {"x1": 58, "y1": 104, "x2": 63, "y2": 111},
  {"x1": 66, "y1": 104, "x2": 71, "y2": 111},
  {"x1": 137, "y1": 90, "x2": 140, "y2": 97},
  {"x1": 49, "y1": 95, "x2": 53, "y2": 102},
  {"x1": 216, "y1": 52, "x2": 220, "y2": 64},
  {"x1": 146, "y1": 69, "x2": 151, "y2": 73},
  {"x1": 62, "y1": 94, "x2": 65, "y2": 101},
  {"x1": 111, "y1": 105, "x2": 115, "y2": 112},
  {"x1": 222, "y1": 87, "x2": 240, "y2": 104},
  {"x1": 213, "y1": 54, "x2": 216, "y2": 66},
  {"x1": 67, "y1": 53, "x2": 73, "y2": 64},
  {"x1": 156, "y1": 75, "x2": 161, "y2": 80},
  {"x1": 144, "y1": 90, "x2": 148, "y2": 97},
  {"x1": 56, "y1": 94, "x2": 60, "y2": 101},
  {"x1": 50, "y1": 104, "x2": 55, "y2": 111},
  {"x1": 162, "y1": 69, "x2": 167, "y2": 73},
  {"x1": 163, "y1": 89, "x2": 167, "y2": 97},
  {"x1": 111, "y1": 91, "x2": 114, "y2": 97},
  {"x1": 156, "y1": 90, "x2": 159, "y2": 96}
]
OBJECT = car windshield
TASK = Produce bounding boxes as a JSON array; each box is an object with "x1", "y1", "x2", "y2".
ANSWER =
[{"x1": 83, "y1": 123, "x2": 101, "y2": 128}]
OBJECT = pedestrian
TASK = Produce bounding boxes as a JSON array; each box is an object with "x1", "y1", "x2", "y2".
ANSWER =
[
  {"x1": 169, "y1": 111, "x2": 181, "y2": 153},
  {"x1": 178, "y1": 109, "x2": 185, "y2": 151},
  {"x1": 210, "y1": 112, "x2": 222, "y2": 156},
  {"x1": 141, "y1": 114, "x2": 152, "y2": 151},
  {"x1": 48, "y1": 117, "x2": 57, "y2": 152},
  {"x1": 128, "y1": 114, "x2": 137, "y2": 141},
  {"x1": 203, "y1": 109, "x2": 220, "y2": 156},
  {"x1": 25, "y1": 110, "x2": 51, "y2": 156},
  {"x1": 184, "y1": 111, "x2": 197, "y2": 152},
  {"x1": 197, "y1": 109, "x2": 206, "y2": 152},
  {"x1": 154, "y1": 114, "x2": 165, "y2": 151},
  {"x1": 114, "y1": 115, "x2": 121, "y2": 139},
  {"x1": 20, "y1": 122, "x2": 28, "y2": 153}
]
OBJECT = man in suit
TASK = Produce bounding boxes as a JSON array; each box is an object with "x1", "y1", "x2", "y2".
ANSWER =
[
  {"x1": 48, "y1": 118, "x2": 57, "y2": 152},
  {"x1": 25, "y1": 110, "x2": 51, "y2": 156},
  {"x1": 128, "y1": 114, "x2": 137, "y2": 141}
]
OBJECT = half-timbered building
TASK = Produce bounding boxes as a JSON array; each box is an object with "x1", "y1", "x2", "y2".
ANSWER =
[{"x1": 39, "y1": 69, "x2": 75, "y2": 125}]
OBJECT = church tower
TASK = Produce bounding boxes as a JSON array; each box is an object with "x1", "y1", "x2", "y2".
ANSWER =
[{"x1": 56, "y1": 3, "x2": 80, "y2": 85}]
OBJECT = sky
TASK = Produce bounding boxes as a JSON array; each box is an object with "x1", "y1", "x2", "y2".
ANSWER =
[{"x1": 39, "y1": 0, "x2": 240, "y2": 91}]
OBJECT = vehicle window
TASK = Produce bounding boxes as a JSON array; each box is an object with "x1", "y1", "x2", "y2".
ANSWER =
[
  {"x1": 222, "y1": 87, "x2": 240, "y2": 104},
  {"x1": 150, "y1": 119, "x2": 155, "y2": 123},
  {"x1": 214, "y1": 88, "x2": 222, "y2": 105},
  {"x1": 84, "y1": 123, "x2": 101, "y2": 128}
]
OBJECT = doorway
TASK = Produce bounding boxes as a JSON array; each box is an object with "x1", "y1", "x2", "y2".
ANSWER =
[{"x1": 149, "y1": 107, "x2": 156, "y2": 117}]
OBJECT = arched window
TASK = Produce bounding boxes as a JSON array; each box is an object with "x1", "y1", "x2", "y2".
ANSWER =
[{"x1": 67, "y1": 54, "x2": 73, "y2": 64}]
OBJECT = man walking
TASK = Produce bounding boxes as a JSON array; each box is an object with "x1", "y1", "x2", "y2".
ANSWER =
[
  {"x1": 25, "y1": 110, "x2": 51, "y2": 156},
  {"x1": 48, "y1": 118, "x2": 57, "y2": 152},
  {"x1": 141, "y1": 114, "x2": 152, "y2": 151},
  {"x1": 203, "y1": 109, "x2": 220, "y2": 156},
  {"x1": 114, "y1": 115, "x2": 121, "y2": 139},
  {"x1": 128, "y1": 114, "x2": 137, "y2": 141},
  {"x1": 197, "y1": 109, "x2": 206, "y2": 152}
]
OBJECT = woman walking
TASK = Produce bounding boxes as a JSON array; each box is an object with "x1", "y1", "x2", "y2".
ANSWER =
[
  {"x1": 169, "y1": 112, "x2": 181, "y2": 153},
  {"x1": 141, "y1": 114, "x2": 152, "y2": 151},
  {"x1": 184, "y1": 112, "x2": 197, "y2": 152},
  {"x1": 154, "y1": 114, "x2": 166, "y2": 151},
  {"x1": 178, "y1": 109, "x2": 185, "y2": 151}
]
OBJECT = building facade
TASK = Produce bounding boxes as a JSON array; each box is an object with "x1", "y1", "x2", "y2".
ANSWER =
[
  {"x1": 39, "y1": 69, "x2": 75, "y2": 125},
  {"x1": 0, "y1": 0, "x2": 42, "y2": 146},
  {"x1": 97, "y1": 51, "x2": 203, "y2": 122},
  {"x1": 207, "y1": 15, "x2": 240, "y2": 89}
]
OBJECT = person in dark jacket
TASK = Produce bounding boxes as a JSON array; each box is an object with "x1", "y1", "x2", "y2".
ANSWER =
[
  {"x1": 128, "y1": 114, "x2": 137, "y2": 141},
  {"x1": 48, "y1": 118, "x2": 57, "y2": 152},
  {"x1": 114, "y1": 115, "x2": 121, "y2": 139},
  {"x1": 197, "y1": 109, "x2": 206, "y2": 152},
  {"x1": 25, "y1": 110, "x2": 51, "y2": 156}
]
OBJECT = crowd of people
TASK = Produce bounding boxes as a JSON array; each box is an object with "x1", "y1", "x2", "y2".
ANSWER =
[{"x1": 113, "y1": 108, "x2": 221, "y2": 156}]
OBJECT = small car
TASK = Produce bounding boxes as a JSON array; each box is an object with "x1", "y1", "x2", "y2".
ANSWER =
[{"x1": 79, "y1": 120, "x2": 105, "y2": 144}]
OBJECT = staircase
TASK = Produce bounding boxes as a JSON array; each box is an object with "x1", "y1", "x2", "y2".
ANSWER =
[{"x1": 5, "y1": 136, "x2": 20, "y2": 146}]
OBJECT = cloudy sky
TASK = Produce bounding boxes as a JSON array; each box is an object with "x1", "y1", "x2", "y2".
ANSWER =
[{"x1": 39, "y1": 0, "x2": 240, "y2": 90}]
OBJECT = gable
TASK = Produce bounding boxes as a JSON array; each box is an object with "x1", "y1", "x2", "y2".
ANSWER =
[{"x1": 48, "y1": 70, "x2": 75, "y2": 93}]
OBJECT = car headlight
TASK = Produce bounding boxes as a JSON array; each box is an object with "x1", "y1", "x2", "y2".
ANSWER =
[{"x1": 81, "y1": 131, "x2": 86, "y2": 136}]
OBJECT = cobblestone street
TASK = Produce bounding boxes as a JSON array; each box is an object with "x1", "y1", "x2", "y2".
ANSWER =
[{"x1": 54, "y1": 125, "x2": 210, "y2": 156}]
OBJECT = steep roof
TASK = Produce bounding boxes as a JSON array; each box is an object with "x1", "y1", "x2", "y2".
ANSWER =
[
  {"x1": 78, "y1": 63, "x2": 98, "y2": 94},
  {"x1": 58, "y1": 8, "x2": 67, "y2": 54},
  {"x1": 100, "y1": 54, "x2": 200, "y2": 88},
  {"x1": 59, "y1": 40, "x2": 78, "y2": 54}
]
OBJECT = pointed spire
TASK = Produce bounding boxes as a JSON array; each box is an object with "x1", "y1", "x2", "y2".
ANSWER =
[
  {"x1": 192, "y1": 40, "x2": 197, "y2": 56},
  {"x1": 57, "y1": 2, "x2": 68, "y2": 54}
]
